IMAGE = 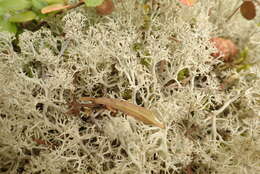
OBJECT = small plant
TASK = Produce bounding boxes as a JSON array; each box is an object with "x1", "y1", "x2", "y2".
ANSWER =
[{"x1": 0, "y1": 0, "x2": 114, "y2": 34}]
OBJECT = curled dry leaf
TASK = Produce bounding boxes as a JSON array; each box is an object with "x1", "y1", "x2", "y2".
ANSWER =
[
  {"x1": 80, "y1": 97, "x2": 165, "y2": 129},
  {"x1": 41, "y1": 1, "x2": 85, "y2": 14},
  {"x1": 210, "y1": 37, "x2": 238, "y2": 62},
  {"x1": 41, "y1": 3, "x2": 66, "y2": 14},
  {"x1": 240, "y1": 0, "x2": 256, "y2": 20},
  {"x1": 96, "y1": 0, "x2": 114, "y2": 15}
]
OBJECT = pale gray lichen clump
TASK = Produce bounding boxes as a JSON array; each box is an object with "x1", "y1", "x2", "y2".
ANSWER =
[{"x1": 0, "y1": 0, "x2": 260, "y2": 173}]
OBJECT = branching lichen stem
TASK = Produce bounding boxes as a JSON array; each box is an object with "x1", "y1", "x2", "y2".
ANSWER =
[{"x1": 211, "y1": 94, "x2": 241, "y2": 141}]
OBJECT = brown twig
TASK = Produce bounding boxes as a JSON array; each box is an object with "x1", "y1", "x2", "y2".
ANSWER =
[
  {"x1": 66, "y1": 0, "x2": 85, "y2": 10},
  {"x1": 66, "y1": 96, "x2": 101, "y2": 116},
  {"x1": 32, "y1": 138, "x2": 57, "y2": 149},
  {"x1": 226, "y1": 3, "x2": 242, "y2": 22},
  {"x1": 41, "y1": 0, "x2": 85, "y2": 14}
]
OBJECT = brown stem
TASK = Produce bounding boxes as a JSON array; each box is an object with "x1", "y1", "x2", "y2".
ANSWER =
[
  {"x1": 66, "y1": 0, "x2": 85, "y2": 10},
  {"x1": 42, "y1": 0, "x2": 85, "y2": 14},
  {"x1": 226, "y1": 3, "x2": 242, "y2": 22}
]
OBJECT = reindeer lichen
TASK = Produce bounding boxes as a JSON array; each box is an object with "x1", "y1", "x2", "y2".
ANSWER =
[{"x1": 0, "y1": 0, "x2": 259, "y2": 173}]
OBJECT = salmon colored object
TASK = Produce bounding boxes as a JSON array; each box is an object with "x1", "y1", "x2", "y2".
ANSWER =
[
  {"x1": 210, "y1": 37, "x2": 238, "y2": 62},
  {"x1": 179, "y1": 0, "x2": 197, "y2": 6},
  {"x1": 41, "y1": 4, "x2": 67, "y2": 14}
]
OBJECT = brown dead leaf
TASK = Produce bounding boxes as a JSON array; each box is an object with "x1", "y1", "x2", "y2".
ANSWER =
[{"x1": 240, "y1": 0, "x2": 256, "y2": 20}]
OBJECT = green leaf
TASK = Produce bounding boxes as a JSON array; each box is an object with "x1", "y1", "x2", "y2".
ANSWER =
[
  {"x1": 236, "y1": 64, "x2": 251, "y2": 72},
  {"x1": 0, "y1": 7, "x2": 5, "y2": 15},
  {"x1": 177, "y1": 68, "x2": 189, "y2": 81},
  {"x1": 41, "y1": 3, "x2": 65, "y2": 14},
  {"x1": 34, "y1": 11, "x2": 47, "y2": 19},
  {"x1": 84, "y1": 0, "x2": 104, "y2": 7},
  {"x1": 32, "y1": 0, "x2": 48, "y2": 10},
  {"x1": 43, "y1": 0, "x2": 64, "y2": 4},
  {"x1": 0, "y1": 0, "x2": 32, "y2": 11},
  {"x1": 235, "y1": 47, "x2": 248, "y2": 65},
  {"x1": 0, "y1": 17, "x2": 17, "y2": 33},
  {"x1": 9, "y1": 11, "x2": 36, "y2": 23},
  {"x1": 132, "y1": 42, "x2": 144, "y2": 52}
]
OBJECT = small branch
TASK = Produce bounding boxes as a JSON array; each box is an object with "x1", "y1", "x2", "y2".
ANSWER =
[
  {"x1": 66, "y1": 0, "x2": 85, "y2": 10},
  {"x1": 41, "y1": 0, "x2": 85, "y2": 14},
  {"x1": 226, "y1": 3, "x2": 241, "y2": 22},
  {"x1": 213, "y1": 95, "x2": 240, "y2": 116}
]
